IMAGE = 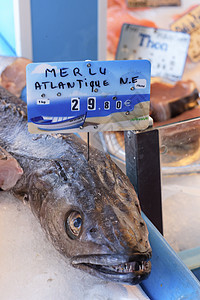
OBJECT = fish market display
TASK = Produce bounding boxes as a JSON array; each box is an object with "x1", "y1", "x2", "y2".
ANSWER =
[
  {"x1": 158, "y1": 112, "x2": 200, "y2": 166},
  {"x1": 102, "y1": 105, "x2": 200, "y2": 168},
  {"x1": 154, "y1": 105, "x2": 200, "y2": 127},
  {"x1": 101, "y1": 102, "x2": 200, "y2": 168},
  {"x1": 0, "y1": 86, "x2": 152, "y2": 285},
  {"x1": 0, "y1": 193, "x2": 150, "y2": 300},
  {"x1": 150, "y1": 80, "x2": 200, "y2": 166},
  {"x1": 150, "y1": 80, "x2": 199, "y2": 123}
]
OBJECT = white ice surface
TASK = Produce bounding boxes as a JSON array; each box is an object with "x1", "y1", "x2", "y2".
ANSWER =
[
  {"x1": 162, "y1": 173, "x2": 200, "y2": 253},
  {"x1": 0, "y1": 192, "x2": 149, "y2": 300}
]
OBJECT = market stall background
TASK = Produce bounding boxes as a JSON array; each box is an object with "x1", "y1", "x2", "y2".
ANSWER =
[
  {"x1": 0, "y1": 0, "x2": 200, "y2": 299},
  {"x1": 106, "y1": 0, "x2": 200, "y2": 254}
]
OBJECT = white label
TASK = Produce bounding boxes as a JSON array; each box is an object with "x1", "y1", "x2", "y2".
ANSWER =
[
  {"x1": 116, "y1": 100, "x2": 122, "y2": 109},
  {"x1": 37, "y1": 99, "x2": 50, "y2": 105},
  {"x1": 87, "y1": 97, "x2": 96, "y2": 110},
  {"x1": 104, "y1": 101, "x2": 110, "y2": 110},
  {"x1": 71, "y1": 98, "x2": 80, "y2": 111},
  {"x1": 135, "y1": 79, "x2": 146, "y2": 89}
]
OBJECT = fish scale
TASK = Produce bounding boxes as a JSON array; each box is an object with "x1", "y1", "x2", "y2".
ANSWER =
[{"x1": 0, "y1": 86, "x2": 152, "y2": 285}]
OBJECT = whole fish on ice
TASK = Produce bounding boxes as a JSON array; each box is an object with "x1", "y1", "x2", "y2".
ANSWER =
[{"x1": 0, "y1": 86, "x2": 151, "y2": 285}]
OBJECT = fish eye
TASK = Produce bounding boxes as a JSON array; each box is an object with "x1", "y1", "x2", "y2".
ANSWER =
[{"x1": 65, "y1": 211, "x2": 82, "y2": 239}]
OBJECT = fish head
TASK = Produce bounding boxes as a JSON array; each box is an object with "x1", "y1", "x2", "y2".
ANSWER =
[{"x1": 28, "y1": 152, "x2": 152, "y2": 285}]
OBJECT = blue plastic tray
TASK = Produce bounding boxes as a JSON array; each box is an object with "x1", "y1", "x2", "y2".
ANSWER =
[{"x1": 141, "y1": 214, "x2": 200, "y2": 299}]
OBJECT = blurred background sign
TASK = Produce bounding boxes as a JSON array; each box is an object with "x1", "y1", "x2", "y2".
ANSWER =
[
  {"x1": 116, "y1": 24, "x2": 190, "y2": 81},
  {"x1": 127, "y1": 0, "x2": 181, "y2": 7}
]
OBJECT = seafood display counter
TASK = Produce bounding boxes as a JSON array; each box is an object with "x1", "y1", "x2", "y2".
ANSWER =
[
  {"x1": 0, "y1": 175, "x2": 200, "y2": 300},
  {"x1": 1, "y1": 1, "x2": 200, "y2": 299}
]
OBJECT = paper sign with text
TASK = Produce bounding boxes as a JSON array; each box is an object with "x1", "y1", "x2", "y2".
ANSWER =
[
  {"x1": 127, "y1": 0, "x2": 180, "y2": 8},
  {"x1": 171, "y1": 5, "x2": 200, "y2": 62},
  {"x1": 116, "y1": 24, "x2": 190, "y2": 81},
  {"x1": 26, "y1": 60, "x2": 151, "y2": 133}
]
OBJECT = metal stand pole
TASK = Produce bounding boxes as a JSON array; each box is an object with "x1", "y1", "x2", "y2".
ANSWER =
[{"x1": 124, "y1": 129, "x2": 163, "y2": 234}]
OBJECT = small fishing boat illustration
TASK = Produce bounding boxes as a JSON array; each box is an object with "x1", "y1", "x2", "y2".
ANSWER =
[{"x1": 30, "y1": 114, "x2": 86, "y2": 131}]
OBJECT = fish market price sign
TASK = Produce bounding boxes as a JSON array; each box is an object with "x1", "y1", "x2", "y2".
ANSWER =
[
  {"x1": 116, "y1": 25, "x2": 190, "y2": 81},
  {"x1": 26, "y1": 60, "x2": 151, "y2": 133}
]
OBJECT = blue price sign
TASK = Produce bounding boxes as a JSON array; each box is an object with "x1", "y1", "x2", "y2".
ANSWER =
[{"x1": 26, "y1": 60, "x2": 151, "y2": 133}]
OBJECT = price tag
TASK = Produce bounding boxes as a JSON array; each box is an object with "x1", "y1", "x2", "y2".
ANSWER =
[
  {"x1": 26, "y1": 60, "x2": 151, "y2": 133},
  {"x1": 116, "y1": 24, "x2": 190, "y2": 81},
  {"x1": 126, "y1": 0, "x2": 181, "y2": 8},
  {"x1": 171, "y1": 5, "x2": 200, "y2": 62}
]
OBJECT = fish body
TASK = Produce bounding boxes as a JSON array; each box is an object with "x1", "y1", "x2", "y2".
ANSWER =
[{"x1": 0, "y1": 86, "x2": 151, "y2": 284}]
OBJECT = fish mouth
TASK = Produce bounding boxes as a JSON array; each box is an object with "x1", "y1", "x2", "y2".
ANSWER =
[{"x1": 71, "y1": 251, "x2": 152, "y2": 285}]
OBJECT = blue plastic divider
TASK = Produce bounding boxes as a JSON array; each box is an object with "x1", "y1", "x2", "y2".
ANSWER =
[
  {"x1": 0, "y1": 0, "x2": 16, "y2": 56},
  {"x1": 141, "y1": 213, "x2": 200, "y2": 299},
  {"x1": 21, "y1": 87, "x2": 27, "y2": 103},
  {"x1": 30, "y1": 0, "x2": 98, "y2": 62},
  {"x1": 0, "y1": 34, "x2": 16, "y2": 56}
]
